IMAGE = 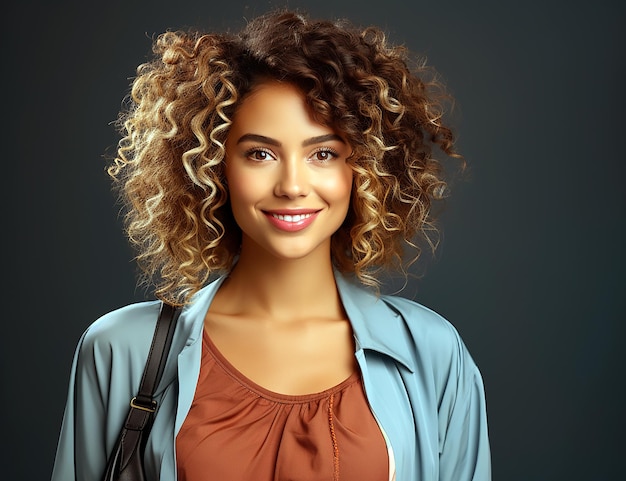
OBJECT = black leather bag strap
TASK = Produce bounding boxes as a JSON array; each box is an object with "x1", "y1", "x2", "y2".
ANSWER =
[
  {"x1": 103, "y1": 301, "x2": 181, "y2": 481},
  {"x1": 133, "y1": 302, "x2": 180, "y2": 410}
]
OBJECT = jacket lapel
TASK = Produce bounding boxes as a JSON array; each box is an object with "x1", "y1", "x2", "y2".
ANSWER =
[{"x1": 335, "y1": 273, "x2": 415, "y2": 372}]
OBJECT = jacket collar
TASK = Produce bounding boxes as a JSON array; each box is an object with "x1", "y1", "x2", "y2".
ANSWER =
[
  {"x1": 179, "y1": 271, "x2": 415, "y2": 372},
  {"x1": 335, "y1": 273, "x2": 415, "y2": 372}
]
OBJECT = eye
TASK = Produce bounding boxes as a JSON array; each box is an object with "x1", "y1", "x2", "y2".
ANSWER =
[
  {"x1": 310, "y1": 148, "x2": 339, "y2": 163},
  {"x1": 245, "y1": 148, "x2": 276, "y2": 162}
]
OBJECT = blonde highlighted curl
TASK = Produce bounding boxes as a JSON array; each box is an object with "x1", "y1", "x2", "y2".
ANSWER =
[{"x1": 109, "y1": 9, "x2": 463, "y2": 305}]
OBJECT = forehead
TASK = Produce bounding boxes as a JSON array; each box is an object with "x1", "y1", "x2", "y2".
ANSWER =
[{"x1": 228, "y1": 81, "x2": 334, "y2": 137}]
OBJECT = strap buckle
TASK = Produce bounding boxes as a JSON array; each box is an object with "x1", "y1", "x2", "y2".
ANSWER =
[{"x1": 130, "y1": 396, "x2": 157, "y2": 413}]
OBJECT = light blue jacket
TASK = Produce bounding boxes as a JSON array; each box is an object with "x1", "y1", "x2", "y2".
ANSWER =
[{"x1": 52, "y1": 273, "x2": 491, "y2": 480}]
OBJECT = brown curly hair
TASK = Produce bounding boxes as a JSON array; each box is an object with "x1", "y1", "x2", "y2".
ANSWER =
[{"x1": 109, "y1": 9, "x2": 463, "y2": 305}]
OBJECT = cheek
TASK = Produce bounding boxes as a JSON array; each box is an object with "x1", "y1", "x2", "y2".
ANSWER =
[
  {"x1": 226, "y1": 168, "x2": 262, "y2": 209},
  {"x1": 322, "y1": 167, "x2": 353, "y2": 205}
]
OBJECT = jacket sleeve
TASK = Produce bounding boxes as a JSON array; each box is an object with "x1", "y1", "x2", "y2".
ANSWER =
[
  {"x1": 437, "y1": 335, "x2": 491, "y2": 481},
  {"x1": 51, "y1": 302, "x2": 161, "y2": 481},
  {"x1": 51, "y1": 327, "x2": 110, "y2": 481}
]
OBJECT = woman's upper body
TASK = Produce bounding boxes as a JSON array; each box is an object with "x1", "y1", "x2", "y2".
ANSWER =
[
  {"x1": 51, "y1": 272, "x2": 491, "y2": 481},
  {"x1": 52, "y1": 9, "x2": 491, "y2": 480}
]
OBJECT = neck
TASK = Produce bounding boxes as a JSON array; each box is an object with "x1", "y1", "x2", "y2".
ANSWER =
[{"x1": 221, "y1": 242, "x2": 343, "y2": 322}]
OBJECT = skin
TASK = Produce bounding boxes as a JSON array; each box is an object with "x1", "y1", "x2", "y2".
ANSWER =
[{"x1": 203, "y1": 81, "x2": 357, "y2": 395}]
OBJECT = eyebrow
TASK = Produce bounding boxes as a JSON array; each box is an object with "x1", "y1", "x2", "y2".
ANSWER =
[{"x1": 235, "y1": 133, "x2": 346, "y2": 147}]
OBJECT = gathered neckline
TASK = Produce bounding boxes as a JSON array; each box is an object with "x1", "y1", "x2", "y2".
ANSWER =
[{"x1": 202, "y1": 329, "x2": 360, "y2": 404}]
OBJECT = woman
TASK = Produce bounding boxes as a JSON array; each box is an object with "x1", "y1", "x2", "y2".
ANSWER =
[{"x1": 52, "y1": 9, "x2": 491, "y2": 481}]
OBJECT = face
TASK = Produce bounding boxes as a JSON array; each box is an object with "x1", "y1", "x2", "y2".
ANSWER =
[{"x1": 224, "y1": 81, "x2": 353, "y2": 262}]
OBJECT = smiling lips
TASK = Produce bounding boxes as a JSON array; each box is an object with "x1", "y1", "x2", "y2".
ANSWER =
[{"x1": 264, "y1": 210, "x2": 321, "y2": 232}]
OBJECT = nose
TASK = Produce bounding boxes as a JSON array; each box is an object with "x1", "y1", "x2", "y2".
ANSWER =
[{"x1": 274, "y1": 157, "x2": 310, "y2": 199}]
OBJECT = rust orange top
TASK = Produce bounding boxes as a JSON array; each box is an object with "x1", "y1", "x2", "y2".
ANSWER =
[{"x1": 176, "y1": 330, "x2": 389, "y2": 480}]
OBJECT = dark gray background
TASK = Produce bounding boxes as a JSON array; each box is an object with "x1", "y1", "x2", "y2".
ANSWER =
[{"x1": 3, "y1": 0, "x2": 625, "y2": 480}]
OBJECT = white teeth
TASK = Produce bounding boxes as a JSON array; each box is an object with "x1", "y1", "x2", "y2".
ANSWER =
[{"x1": 272, "y1": 213, "x2": 312, "y2": 222}]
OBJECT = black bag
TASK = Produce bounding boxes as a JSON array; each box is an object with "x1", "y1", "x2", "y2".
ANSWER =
[{"x1": 102, "y1": 302, "x2": 181, "y2": 481}]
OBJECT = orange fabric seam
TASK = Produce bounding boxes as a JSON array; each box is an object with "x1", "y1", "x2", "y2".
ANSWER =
[{"x1": 328, "y1": 393, "x2": 340, "y2": 480}]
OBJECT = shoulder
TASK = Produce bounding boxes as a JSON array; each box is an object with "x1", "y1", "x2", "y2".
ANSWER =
[
  {"x1": 77, "y1": 300, "x2": 163, "y2": 372},
  {"x1": 380, "y1": 294, "x2": 463, "y2": 352},
  {"x1": 385, "y1": 294, "x2": 467, "y2": 357},
  {"x1": 338, "y1": 273, "x2": 458, "y2": 350},
  {"x1": 338, "y1": 273, "x2": 475, "y2": 373},
  {"x1": 82, "y1": 300, "x2": 163, "y2": 347},
  {"x1": 381, "y1": 293, "x2": 483, "y2": 386}
]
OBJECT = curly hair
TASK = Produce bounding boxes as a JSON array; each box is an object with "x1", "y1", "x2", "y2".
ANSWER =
[{"x1": 109, "y1": 9, "x2": 463, "y2": 305}]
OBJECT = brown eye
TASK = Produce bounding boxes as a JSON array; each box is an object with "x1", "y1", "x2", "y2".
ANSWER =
[
  {"x1": 311, "y1": 149, "x2": 338, "y2": 163},
  {"x1": 247, "y1": 149, "x2": 275, "y2": 161}
]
